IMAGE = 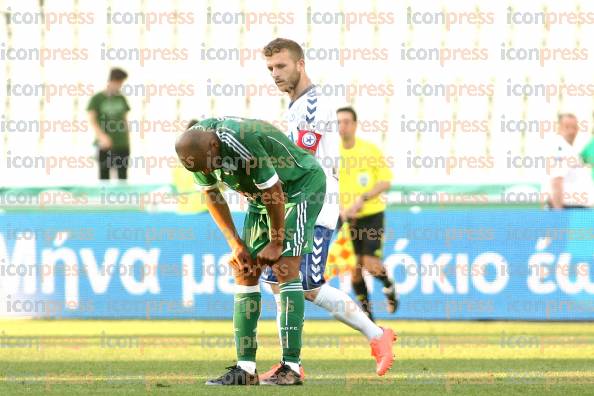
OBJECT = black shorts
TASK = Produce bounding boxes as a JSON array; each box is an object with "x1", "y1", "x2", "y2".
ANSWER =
[
  {"x1": 98, "y1": 148, "x2": 130, "y2": 180},
  {"x1": 337, "y1": 211, "x2": 385, "y2": 258}
]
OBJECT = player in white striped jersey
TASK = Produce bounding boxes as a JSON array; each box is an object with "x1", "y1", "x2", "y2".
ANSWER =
[{"x1": 260, "y1": 38, "x2": 397, "y2": 380}]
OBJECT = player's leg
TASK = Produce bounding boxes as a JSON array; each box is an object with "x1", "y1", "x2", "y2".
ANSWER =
[
  {"x1": 326, "y1": 219, "x2": 382, "y2": 331},
  {"x1": 260, "y1": 176, "x2": 325, "y2": 385},
  {"x1": 357, "y1": 212, "x2": 398, "y2": 314},
  {"x1": 260, "y1": 258, "x2": 304, "y2": 388},
  {"x1": 348, "y1": 216, "x2": 398, "y2": 376},
  {"x1": 271, "y1": 256, "x2": 304, "y2": 377},
  {"x1": 260, "y1": 276, "x2": 307, "y2": 380},
  {"x1": 350, "y1": 257, "x2": 374, "y2": 320},
  {"x1": 233, "y1": 267, "x2": 262, "y2": 375},
  {"x1": 361, "y1": 254, "x2": 398, "y2": 314},
  {"x1": 98, "y1": 149, "x2": 110, "y2": 179},
  {"x1": 350, "y1": 219, "x2": 375, "y2": 319},
  {"x1": 206, "y1": 265, "x2": 263, "y2": 385},
  {"x1": 303, "y1": 226, "x2": 383, "y2": 340},
  {"x1": 206, "y1": 211, "x2": 266, "y2": 386},
  {"x1": 261, "y1": 270, "x2": 282, "y2": 344},
  {"x1": 115, "y1": 149, "x2": 129, "y2": 180},
  {"x1": 260, "y1": 201, "x2": 309, "y2": 386},
  {"x1": 261, "y1": 224, "x2": 389, "y2": 380}
]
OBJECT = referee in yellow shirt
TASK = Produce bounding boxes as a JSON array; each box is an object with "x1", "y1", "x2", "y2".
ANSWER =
[{"x1": 337, "y1": 107, "x2": 398, "y2": 321}]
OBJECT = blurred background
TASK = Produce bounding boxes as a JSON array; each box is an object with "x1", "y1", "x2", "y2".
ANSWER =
[{"x1": 2, "y1": 0, "x2": 594, "y2": 189}]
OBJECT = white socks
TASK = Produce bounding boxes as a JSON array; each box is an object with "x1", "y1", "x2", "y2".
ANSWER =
[
  {"x1": 273, "y1": 283, "x2": 383, "y2": 341},
  {"x1": 312, "y1": 284, "x2": 383, "y2": 340},
  {"x1": 284, "y1": 361, "x2": 301, "y2": 374},
  {"x1": 237, "y1": 360, "x2": 256, "y2": 374}
]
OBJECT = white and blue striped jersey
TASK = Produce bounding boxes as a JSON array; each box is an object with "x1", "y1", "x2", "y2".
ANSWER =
[{"x1": 285, "y1": 85, "x2": 340, "y2": 230}]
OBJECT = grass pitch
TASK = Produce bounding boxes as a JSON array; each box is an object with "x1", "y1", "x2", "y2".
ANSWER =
[{"x1": 1, "y1": 320, "x2": 594, "y2": 395}]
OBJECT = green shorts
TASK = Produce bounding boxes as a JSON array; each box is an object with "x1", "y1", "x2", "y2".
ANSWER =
[{"x1": 242, "y1": 172, "x2": 326, "y2": 258}]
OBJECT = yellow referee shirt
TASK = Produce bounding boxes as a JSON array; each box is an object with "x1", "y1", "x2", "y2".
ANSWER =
[{"x1": 339, "y1": 137, "x2": 393, "y2": 218}]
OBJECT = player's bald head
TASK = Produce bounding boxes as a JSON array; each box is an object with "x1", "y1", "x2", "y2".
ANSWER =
[{"x1": 175, "y1": 128, "x2": 220, "y2": 173}]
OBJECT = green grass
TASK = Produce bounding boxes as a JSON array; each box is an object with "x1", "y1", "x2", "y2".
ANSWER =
[{"x1": 1, "y1": 320, "x2": 594, "y2": 395}]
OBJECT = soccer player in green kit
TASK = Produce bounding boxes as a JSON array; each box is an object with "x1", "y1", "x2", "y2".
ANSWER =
[{"x1": 175, "y1": 116, "x2": 326, "y2": 386}]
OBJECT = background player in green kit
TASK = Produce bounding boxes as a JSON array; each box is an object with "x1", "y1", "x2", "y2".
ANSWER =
[{"x1": 175, "y1": 116, "x2": 326, "y2": 386}]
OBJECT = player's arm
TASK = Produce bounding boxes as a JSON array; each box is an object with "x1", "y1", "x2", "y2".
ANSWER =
[
  {"x1": 258, "y1": 180, "x2": 286, "y2": 266},
  {"x1": 194, "y1": 173, "x2": 252, "y2": 272},
  {"x1": 362, "y1": 181, "x2": 391, "y2": 201},
  {"x1": 88, "y1": 110, "x2": 112, "y2": 150},
  {"x1": 295, "y1": 114, "x2": 331, "y2": 154},
  {"x1": 294, "y1": 104, "x2": 336, "y2": 154},
  {"x1": 345, "y1": 181, "x2": 391, "y2": 220},
  {"x1": 204, "y1": 187, "x2": 242, "y2": 249},
  {"x1": 295, "y1": 128, "x2": 322, "y2": 154},
  {"x1": 121, "y1": 97, "x2": 130, "y2": 132},
  {"x1": 221, "y1": 123, "x2": 286, "y2": 265},
  {"x1": 346, "y1": 147, "x2": 393, "y2": 218}
]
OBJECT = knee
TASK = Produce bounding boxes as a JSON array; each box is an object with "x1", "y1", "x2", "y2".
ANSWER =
[
  {"x1": 362, "y1": 256, "x2": 384, "y2": 276},
  {"x1": 367, "y1": 266, "x2": 383, "y2": 277},
  {"x1": 272, "y1": 264, "x2": 290, "y2": 283},
  {"x1": 272, "y1": 260, "x2": 300, "y2": 283},
  {"x1": 234, "y1": 273, "x2": 260, "y2": 286}
]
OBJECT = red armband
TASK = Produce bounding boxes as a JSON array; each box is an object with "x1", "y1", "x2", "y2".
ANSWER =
[{"x1": 296, "y1": 129, "x2": 322, "y2": 153}]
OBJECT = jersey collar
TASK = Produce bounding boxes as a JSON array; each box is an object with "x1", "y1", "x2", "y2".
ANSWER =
[{"x1": 288, "y1": 84, "x2": 316, "y2": 109}]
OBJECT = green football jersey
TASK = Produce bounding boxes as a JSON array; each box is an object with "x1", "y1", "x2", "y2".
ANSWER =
[
  {"x1": 87, "y1": 91, "x2": 130, "y2": 150},
  {"x1": 190, "y1": 116, "x2": 325, "y2": 210}
]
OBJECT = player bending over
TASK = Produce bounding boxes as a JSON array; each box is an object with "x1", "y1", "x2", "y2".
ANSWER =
[{"x1": 175, "y1": 116, "x2": 325, "y2": 386}]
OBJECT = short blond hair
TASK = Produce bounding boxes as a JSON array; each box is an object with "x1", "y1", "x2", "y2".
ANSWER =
[{"x1": 263, "y1": 38, "x2": 304, "y2": 61}]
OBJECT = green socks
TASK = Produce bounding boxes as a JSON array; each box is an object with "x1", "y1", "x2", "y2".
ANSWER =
[
  {"x1": 233, "y1": 280, "x2": 304, "y2": 366},
  {"x1": 279, "y1": 278, "x2": 305, "y2": 364},
  {"x1": 233, "y1": 286, "x2": 261, "y2": 362}
]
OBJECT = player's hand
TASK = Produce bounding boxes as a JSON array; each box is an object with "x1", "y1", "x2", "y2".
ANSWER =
[
  {"x1": 230, "y1": 242, "x2": 254, "y2": 274},
  {"x1": 98, "y1": 133, "x2": 113, "y2": 150},
  {"x1": 257, "y1": 241, "x2": 283, "y2": 267}
]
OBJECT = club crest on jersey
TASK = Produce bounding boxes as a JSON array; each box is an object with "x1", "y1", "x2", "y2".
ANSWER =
[
  {"x1": 301, "y1": 131, "x2": 318, "y2": 148},
  {"x1": 358, "y1": 173, "x2": 370, "y2": 187}
]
